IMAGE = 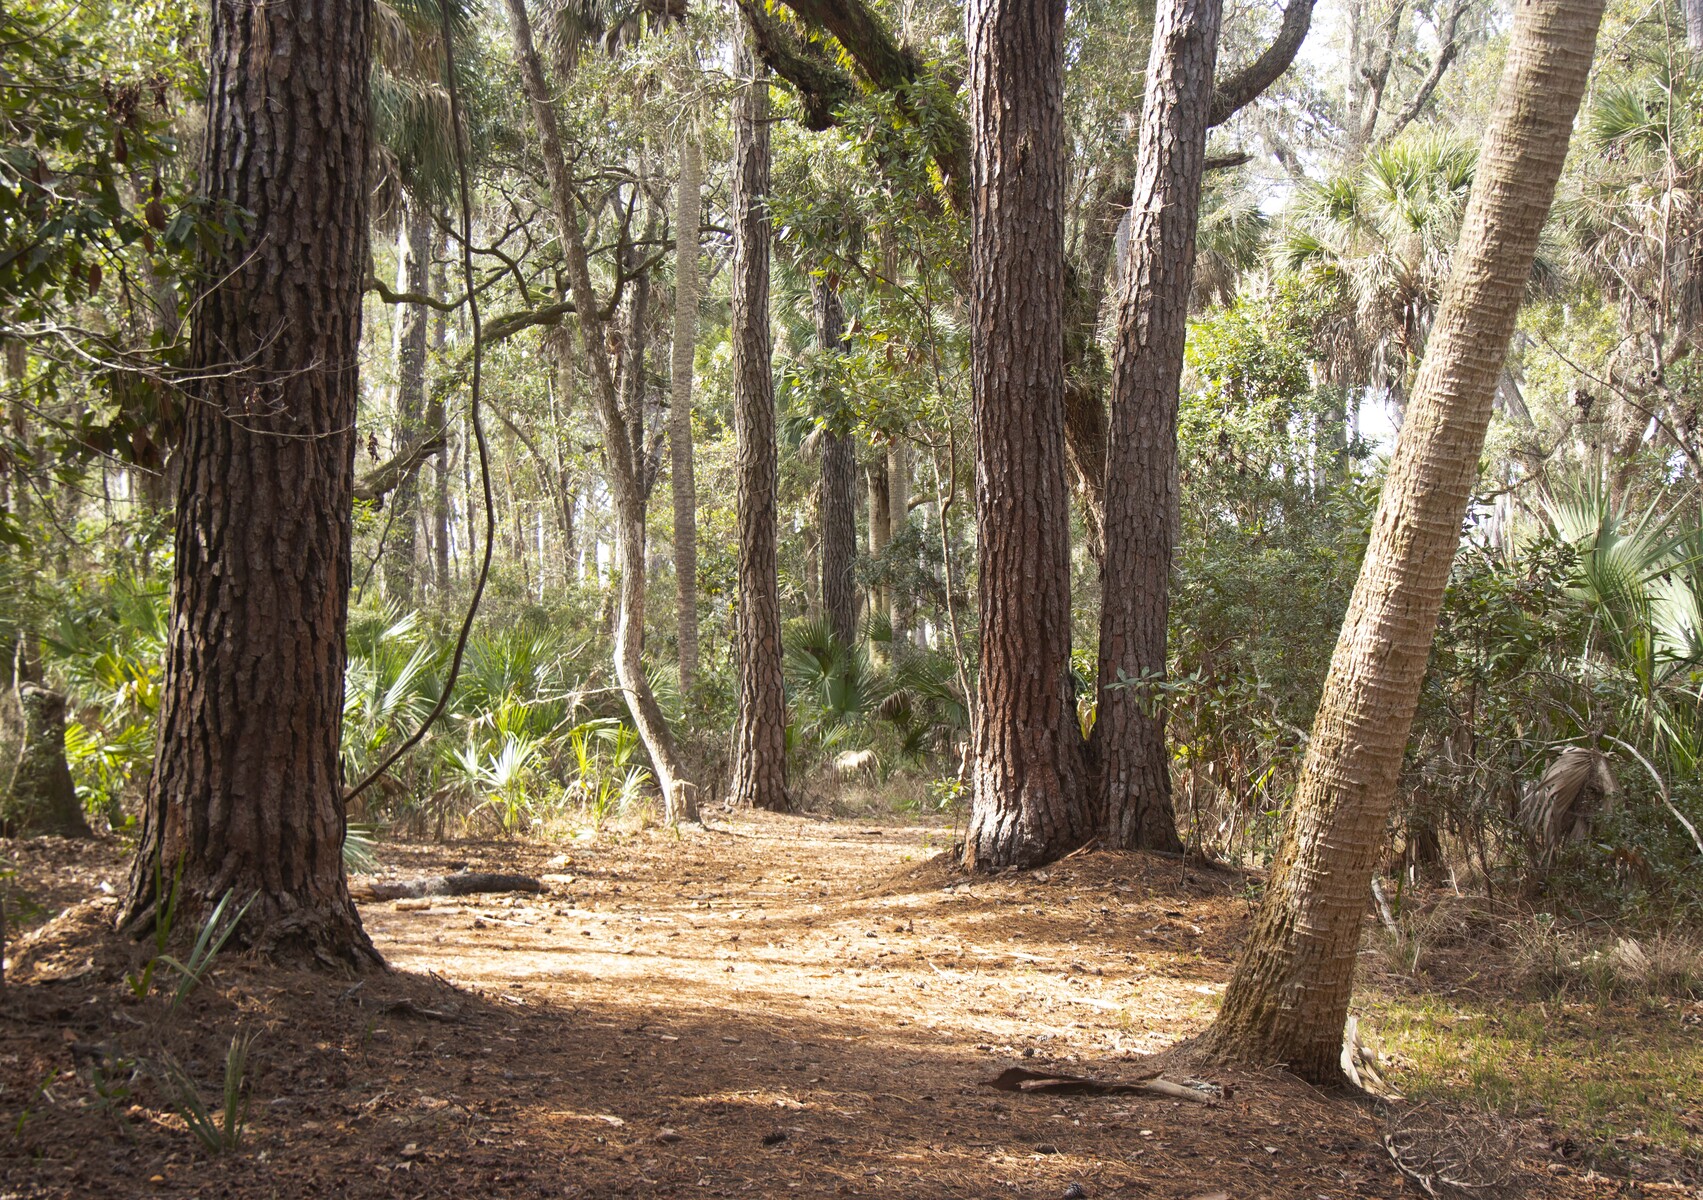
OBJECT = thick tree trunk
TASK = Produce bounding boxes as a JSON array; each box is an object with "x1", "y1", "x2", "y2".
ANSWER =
[
  {"x1": 119, "y1": 0, "x2": 378, "y2": 966},
  {"x1": 810, "y1": 275, "x2": 859, "y2": 648},
  {"x1": 501, "y1": 0, "x2": 695, "y2": 821},
  {"x1": 728, "y1": 44, "x2": 789, "y2": 813},
  {"x1": 1094, "y1": 0, "x2": 1223, "y2": 855},
  {"x1": 4, "y1": 685, "x2": 92, "y2": 838},
  {"x1": 385, "y1": 198, "x2": 433, "y2": 604},
  {"x1": 1690, "y1": 0, "x2": 1703, "y2": 55},
  {"x1": 1206, "y1": 0, "x2": 1604, "y2": 1083},
  {"x1": 670, "y1": 127, "x2": 703, "y2": 692},
  {"x1": 961, "y1": 0, "x2": 1091, "y2": 871}
]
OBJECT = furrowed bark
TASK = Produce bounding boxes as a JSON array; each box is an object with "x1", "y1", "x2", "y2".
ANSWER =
[
  {"x1": 961, "y1": 0, "x2": 1091, "y2": 871},
  {"x1": 120, "y1": 0, "x2": 380, "y2": 967},
  {"x1": 1094, "y1": 0, "x2": 1224, "y2": 854},
  {"x1": 727, "y1": 41, "x2": 788, "y2": 813}
]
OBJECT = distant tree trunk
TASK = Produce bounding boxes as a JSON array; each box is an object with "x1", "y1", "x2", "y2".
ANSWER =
[
  {"x1": 1206, "y1": 0, "x2": 1604, "y2": 1083},
  {"x1": 4, "y1": 685, "x2": 92, "y2": 838},
  {"x1": 728, "y1": 42, "x2": 789, "y2": 813},
  {"x1": 810, "y1": 274, "x2": 859, "y2": 648},
  {"x1": 866, "y1": 454, "x2": 890, "y2": 627},
  {"x1": 429, "y1": 257, "x2": 452, "y2": 591},
  {"x1": 1690, "y1": 0, "x2": 1703, "y2": 55},
  {"x1": 961, "y1": 0, "x2": 1091, "y2": 871},
  {"x1": 501, "y1": 0, "x2": 695, "y2": 822},
  {"x1": 385, "y1": 197, "x2": 433, "y2": 604},
  {"x1": 670, "y1": 126, "x2": 704, "y2": 692},
  {"x1": 888, "y1": 441, "x2": 911, "y2": 645},
  {"x1": 1094, "y1": 0, "x2": 1223, "y2": 854},
  {"x1": 118, "y1": 0, "x2": 378, "y2": 966}
]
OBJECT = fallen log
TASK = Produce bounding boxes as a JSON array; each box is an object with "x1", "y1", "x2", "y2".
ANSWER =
[{"x1": 351, "y1": 872, "x2": 546, "y2": 902}]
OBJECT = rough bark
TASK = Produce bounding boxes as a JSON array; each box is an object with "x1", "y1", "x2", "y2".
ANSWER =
[
  {"x1": 384, "y1": 197, "x2": 434, "y2": 603},
  {"x1": 810, "y1": 275, "x2": 860, "y2": 649},
  {"x1": 728, "y1": 44, "x2": 789, "y2": 813},
  {"x1": 670, "y1": 126, "x2": 704, "y2": 694},
  {"x1": 1094, "y1": 0, "x2": 1224, "y2": 854},
  {"x1": 1205, "y1": 0, "x2": 1604, "y2": 1083},
  {"x1": 1690, "y1": 0, "x2": 1703, "y2": 55},
  {"x1": 4, "y1": 685, "x2": 92, "y2": 838},
  {"x1": 961, "y1": 0, "x2": 1091, "y2": 871},
  {"x1": 500, "y1": 0, "x2": 694, "y2": 821},
  {"x1": 118, "y1": 0, "x2": 379, "y2": 967}
]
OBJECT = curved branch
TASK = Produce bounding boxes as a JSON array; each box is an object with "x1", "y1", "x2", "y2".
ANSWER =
[{"x1": 1207, "y1": 0, "x2": 1318, "y2": 127}]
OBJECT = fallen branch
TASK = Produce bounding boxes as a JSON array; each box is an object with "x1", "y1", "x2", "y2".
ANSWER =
[
  {"x1": 351, "y1": 872, "x2": 546, "y2": 902},
  {"x1": 982, "y1": 1067, "x2": 1221, "y2": 1105}
]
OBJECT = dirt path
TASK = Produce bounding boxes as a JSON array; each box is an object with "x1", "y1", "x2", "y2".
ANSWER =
[{"x1": 0, "y1": 814, "x2": 1625, "y2": 1198}]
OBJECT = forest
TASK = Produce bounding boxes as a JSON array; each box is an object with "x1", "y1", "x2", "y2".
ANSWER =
[{"x1": 2, "y1": 0, "x2": 1701, "y2": 1193}]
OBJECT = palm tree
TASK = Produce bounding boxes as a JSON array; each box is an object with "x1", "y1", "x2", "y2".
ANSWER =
[
  {"x1": 1559, "y1": 62, "x2": 1703, "y2": 491},
  {"x1": 1206, "y1": 0, "x2": 1606, "y2": 1082},
  {"x1": 1282, "y1": 131, "x2": 1478, "y2": 405}
]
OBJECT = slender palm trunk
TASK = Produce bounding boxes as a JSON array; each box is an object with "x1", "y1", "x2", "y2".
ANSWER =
[
  {"x1": 1206, "y1": 0, "x2": 1605, "y2": 1082},
  {"x1": 961, "y1": 0, "x2": 1091, "y2": 870},
  {"x1": 1094, "y1": 0, "x2": 1223, "y2": 854},
  {"x1": 670, "y1": 127, "x2": 704, "y2": 693},
  {"x1": 501, "y1": 0, "x2": 693, "y2": 821},
  {"x1": 120, "y1": 0, "x2": 378, "y2": 965},
  {"x1": 728, "y1": 42, "x2": 789, "y2": 812}
]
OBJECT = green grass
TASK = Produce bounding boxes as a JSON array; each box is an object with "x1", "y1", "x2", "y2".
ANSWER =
[{"x1": 1358, "y1": 992, "x2": 1703, "y2": 1177}]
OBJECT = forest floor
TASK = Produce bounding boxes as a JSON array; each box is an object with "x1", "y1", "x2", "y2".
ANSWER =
[{"x1": 0, "y1": 810, "x2": 1697, "y2": 1198}]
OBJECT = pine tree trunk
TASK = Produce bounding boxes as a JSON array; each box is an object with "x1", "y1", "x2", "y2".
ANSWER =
[
  {"x1": 501, "y1": 0, "x2": 694, "y2": 821},
  {"x1": 1206, "y1": 0, "x2": 1604, "y2": 1082},
  {"x1": 810, "y1": 274, "x2": 859, "y2": 649},
  {"x1": 962, "y1": 0, "x2": 1091, "y2": 870},
  {"x1": 119, "y1": 0, "x2": 379, "y2": 966},
  {"x1": 385, "y1": 197, "x2": 433, "y2": 604},
  {"x1": 1094, "y1": 0, "x2": 1223, "y2": 855},
  {"x1": 670, "y1": 127, "x2": 704, "y2": 693},
  {"x1": 728, "y1": 42, "x2": 789, "y2": 813},
  {"x1": 4, "y1": 685, "x2": 92, "y2": 838}
]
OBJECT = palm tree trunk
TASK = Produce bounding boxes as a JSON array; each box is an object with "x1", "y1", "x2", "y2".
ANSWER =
[
  {"x1": 1205, "y1": 0, "x2": 1605, "y2": 1083},
  {"x1": 500, "y1": 0, "x2": 694, "y2": 821},
  {"x1": 961, "y1": 0, "x2": 1092, "y2": 870},
  {"x1": 728, "y1": 41, "x2": 789, "y2": 813},
  {"x1": 670, "y1": 125, "x2": 704, "y2": 693},
  {"x1": 1093, "y1": 0, "x2": 1223, "y2": 854}
]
